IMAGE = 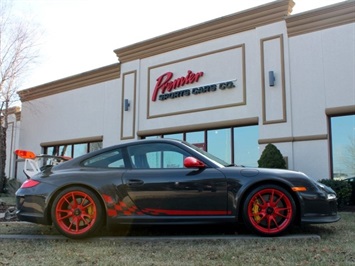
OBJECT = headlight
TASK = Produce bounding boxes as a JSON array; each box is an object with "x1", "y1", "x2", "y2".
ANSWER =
[{"x1": 327, "y1": 194, "x2": 337, "y2": 200}]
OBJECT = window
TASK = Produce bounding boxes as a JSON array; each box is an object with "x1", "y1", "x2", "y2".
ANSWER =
[
  {"x1": 128, "y1": 143, "x2": 189, "y2": 169},
  {"x1": 82, "y1": 149, "x2": 124, "y2": 168},
  {"x1": 234, "y1": 125, "x2": 259, "y2": 167},
  {"x1": 186, "y1": 131, "x2": 205, "y2": 150},
  {"x1": 44, "y1": 141, "x2": 103, "y2": 158},
  {"x1": 330, "y1": 114, "x2": 355, "y2": 179},
  {"x1": 73, "y1": 143, "x2": 87, "y2": 157},
  {"x1": 144, "y1": 125, "x2": 259, "y2": 166},
  {"x1": 207, "y1": 128, "x2": 232, "y2": 164},
  {"x1": 164, "y1": 133, "x2": 183, "y2": 140}
]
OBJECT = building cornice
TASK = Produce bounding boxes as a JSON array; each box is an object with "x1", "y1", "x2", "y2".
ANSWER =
[
  {"x1": 114, "y1": 0, "x2": 295, "y2": 63},
  {"x1": 18, "y1": 63, "x2": 120, "y2": 102},
  {"x1": 286, "y1": 0, "x2": 355, "y2": 37}
]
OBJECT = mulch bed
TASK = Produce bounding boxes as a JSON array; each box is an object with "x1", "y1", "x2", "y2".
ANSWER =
[{"x1": 0, "y1": 202, "x2": 18, "y2": 222}]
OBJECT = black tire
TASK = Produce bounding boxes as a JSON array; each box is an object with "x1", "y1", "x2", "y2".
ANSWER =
[
  {"x1": 51, "y1": 186, "x2": 104, "y2": 239},
  {"x1": 242, "y1": 184, "x2": 296, "y2": 236}
]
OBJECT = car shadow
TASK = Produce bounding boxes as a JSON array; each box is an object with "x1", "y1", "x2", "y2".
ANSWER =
[{"x1": 102, "y1": 223, "x2": 244, "y2": 237}]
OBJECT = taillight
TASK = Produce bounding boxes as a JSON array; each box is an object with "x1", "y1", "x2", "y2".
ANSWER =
[{"x1": 21, "y1": 179, "x2": 40, "y2": 188}]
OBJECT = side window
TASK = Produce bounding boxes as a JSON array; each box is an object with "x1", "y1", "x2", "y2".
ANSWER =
[
  {"x1": 82, "y1": 149, "x2": 125, "y2": 168},
  {"x1": 128, "y1": 143, "x2": 189, "y2": 169}
]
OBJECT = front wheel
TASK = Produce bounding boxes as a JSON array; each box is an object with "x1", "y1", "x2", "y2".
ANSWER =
[
  {"x1": 242, "y1": 185, "x2": 296, "y2": 236},
  {"x1": 51, "y1": 187, "x2": 104, "y2": 239}
]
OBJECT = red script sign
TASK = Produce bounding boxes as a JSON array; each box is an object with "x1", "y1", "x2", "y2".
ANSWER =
[{"x1": 152, "y1": 70, "x2": 204, "y2": 101}]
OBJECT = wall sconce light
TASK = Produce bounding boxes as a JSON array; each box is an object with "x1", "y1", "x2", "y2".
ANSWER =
[
  {"x1": 268, "y1": 71, "x2": 275, "y2": 87},
  {"x1": 124, "y1": 99, "x2": 130, "y2": 111}
]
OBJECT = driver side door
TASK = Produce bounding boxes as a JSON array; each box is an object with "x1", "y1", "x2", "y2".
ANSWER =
[{"x1": 121, "y1": 142, "x2": 228, "y2": 216}]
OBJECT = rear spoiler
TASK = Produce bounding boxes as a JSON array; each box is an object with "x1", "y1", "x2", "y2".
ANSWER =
[{"x1": 15, "y1": 150, "x2": 71, "y2": 179}]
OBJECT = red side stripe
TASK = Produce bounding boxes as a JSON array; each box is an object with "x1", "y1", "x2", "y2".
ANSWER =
[{"x1": 142, "y1": 208, "x2": 231, "y2": 216}]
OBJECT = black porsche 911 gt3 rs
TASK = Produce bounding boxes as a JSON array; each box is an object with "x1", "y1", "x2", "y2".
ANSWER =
[{"x1": 15, "y1": 139, "x2": 340, "y2": 239}]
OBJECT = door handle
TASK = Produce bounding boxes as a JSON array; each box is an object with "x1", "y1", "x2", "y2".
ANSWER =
[{"x1": 127, "y1": 179, "x2": 144, "y2": 186}]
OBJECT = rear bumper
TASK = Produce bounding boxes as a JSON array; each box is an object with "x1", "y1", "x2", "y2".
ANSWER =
[
  {"x1": 16, "y1": 210, "x2": 48, "y2": 225},
  {"x1": 16, "y1": 193, "x2": 50, "y2": 225}
]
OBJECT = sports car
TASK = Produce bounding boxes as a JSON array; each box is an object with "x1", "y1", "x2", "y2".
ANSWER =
[{"x1": 15, "y1": 139, "x2": 340, "y2": 239}]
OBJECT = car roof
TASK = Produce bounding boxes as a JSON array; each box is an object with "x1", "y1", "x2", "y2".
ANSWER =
[{"x1": 52, "y1": 138, "x2": 187, "y2": 170}]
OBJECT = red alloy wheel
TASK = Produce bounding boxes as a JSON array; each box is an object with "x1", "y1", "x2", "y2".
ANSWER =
[
  {"x1": 52, "y1": 187, "x2": 103, "y2": 238},
  {"x1": 243, "y1": 185, "x2": 296, "y2": 236}
]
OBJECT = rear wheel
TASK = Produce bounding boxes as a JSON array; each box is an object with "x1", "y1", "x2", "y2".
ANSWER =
[
  {"x1": 242, "y1": 185, "x2": 296, "y2": 236},
  {"x1": 51, "y1": 186, "x2": 103, "y2": 239}
]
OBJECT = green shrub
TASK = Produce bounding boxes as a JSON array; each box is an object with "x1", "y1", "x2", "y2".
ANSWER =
[
  {"x1": 258, "y1": 143, "x2": 286, "y2": 169},
  {"x1": 318, "y1": 179, "x2": 352, "y2": 209}
]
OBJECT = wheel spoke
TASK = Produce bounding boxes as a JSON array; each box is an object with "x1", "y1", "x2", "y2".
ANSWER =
[
  {"x1": 258, "y1": 212, "x2": 267, "y2": 223},
  {"x1": 273, "y1": 194, "x2": 284, "y2": 206},
  {"x1": 256, "y1": 192, "x2": 267, "y2": 205},
  {"x1": 274, "y1": 206, "x2": 290, "y2": 216},
  {"x1": 79, "y1": 214, "x2": 91, "y2": 225},
  {"x1": 57, "y1": 209, "x2": 72, "y2": 221},
  {"x1": 82, "y1": 201, "x2": 94, "y2": 210},
  {"x1": 269, "y1": 189, "x2": 275, "y2": 205},
  {"x1": 78, "y1": 195, "x2": 88, "y2": 207},
  {"x1": 267, "y1": 215, "x2": 278, "y2": 230},
  {"x1": 73, "y1": 217, "x2": 80, "y2": 232},
  {"x1": 63, "y1": 197, "x2": 71, "y2": 206},
  {"x1": 70, "y1": 192, "x2": 78, "y2": 208},
  {"x1": 67, "y1": 217, "x2": 76, "y2": 232}
]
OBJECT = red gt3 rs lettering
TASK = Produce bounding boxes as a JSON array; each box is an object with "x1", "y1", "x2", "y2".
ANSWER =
[{"x1": 151, "y1": 70, "x2": 204, "y2": 101}]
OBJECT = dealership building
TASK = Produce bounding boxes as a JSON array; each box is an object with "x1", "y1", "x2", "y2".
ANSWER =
[{"x1": 6, "y1": 0, "x2": 355, "y2": 182}]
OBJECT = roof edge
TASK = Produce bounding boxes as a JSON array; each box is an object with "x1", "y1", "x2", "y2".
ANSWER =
[
  {"x1": 18, "y1": 63, "x2": 120, "y2": 102},
  {"x1": 114, "y1": 0, "x2": 295, "y2": 63},
  {"x1": 286, "y1": 0, "x2": 355, "y2": 37}
]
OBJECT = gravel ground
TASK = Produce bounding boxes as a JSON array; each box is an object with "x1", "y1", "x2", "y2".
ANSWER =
[{"x1": 0, "y1": 212, "x2": 354, "y2": 266}]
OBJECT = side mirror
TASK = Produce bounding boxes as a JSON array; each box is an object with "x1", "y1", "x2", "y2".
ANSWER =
[{"x1": 183, "y1": 157, "x2": 206, "y2": 168}]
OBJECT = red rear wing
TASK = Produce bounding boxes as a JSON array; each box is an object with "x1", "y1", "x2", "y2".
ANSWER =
[
  {"x1": 15, "y1": 150, "x2": 71, "y2": 179},
  {"x1": 15, "y1": 150, "x2": 36, "y2": 159}
]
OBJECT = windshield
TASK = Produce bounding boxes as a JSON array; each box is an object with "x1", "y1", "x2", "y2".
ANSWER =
[{"x1": 182, "y1": 140, "x2": 230, "y2": 167}]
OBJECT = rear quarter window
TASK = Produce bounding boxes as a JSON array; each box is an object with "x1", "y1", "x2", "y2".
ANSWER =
[{"x1": 82, "y1": 149, "x2": 125, "y2": 168}]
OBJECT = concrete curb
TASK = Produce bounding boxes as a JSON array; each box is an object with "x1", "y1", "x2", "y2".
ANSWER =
[{"x1": 0, "y1": 234, "x2": 321, "y2": 241}]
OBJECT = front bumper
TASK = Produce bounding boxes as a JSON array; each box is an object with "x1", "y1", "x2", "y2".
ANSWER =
[
  {"x1": 299, "y1": 189, "x2": 340, "y2": 224},
  {"x1": 301, "y1": 214, "x2": 341, "y2": 224}
]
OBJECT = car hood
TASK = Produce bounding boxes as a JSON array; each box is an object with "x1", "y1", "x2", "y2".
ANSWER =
[{"x1": 220, "y1": 166, "x2": 308, "y2": 179}]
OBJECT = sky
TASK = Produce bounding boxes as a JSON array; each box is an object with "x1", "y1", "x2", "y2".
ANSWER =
[{"x1": 11, "y1": 0, "x2": 345, "y2": 90}]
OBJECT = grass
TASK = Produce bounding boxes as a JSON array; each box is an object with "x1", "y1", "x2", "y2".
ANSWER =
[
  {"x1": 0, "y1": 196, "x2": 16, "y2": 205},
  {"x1": 0, "y1": 207, "x2": 354, "y2": 265}
]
